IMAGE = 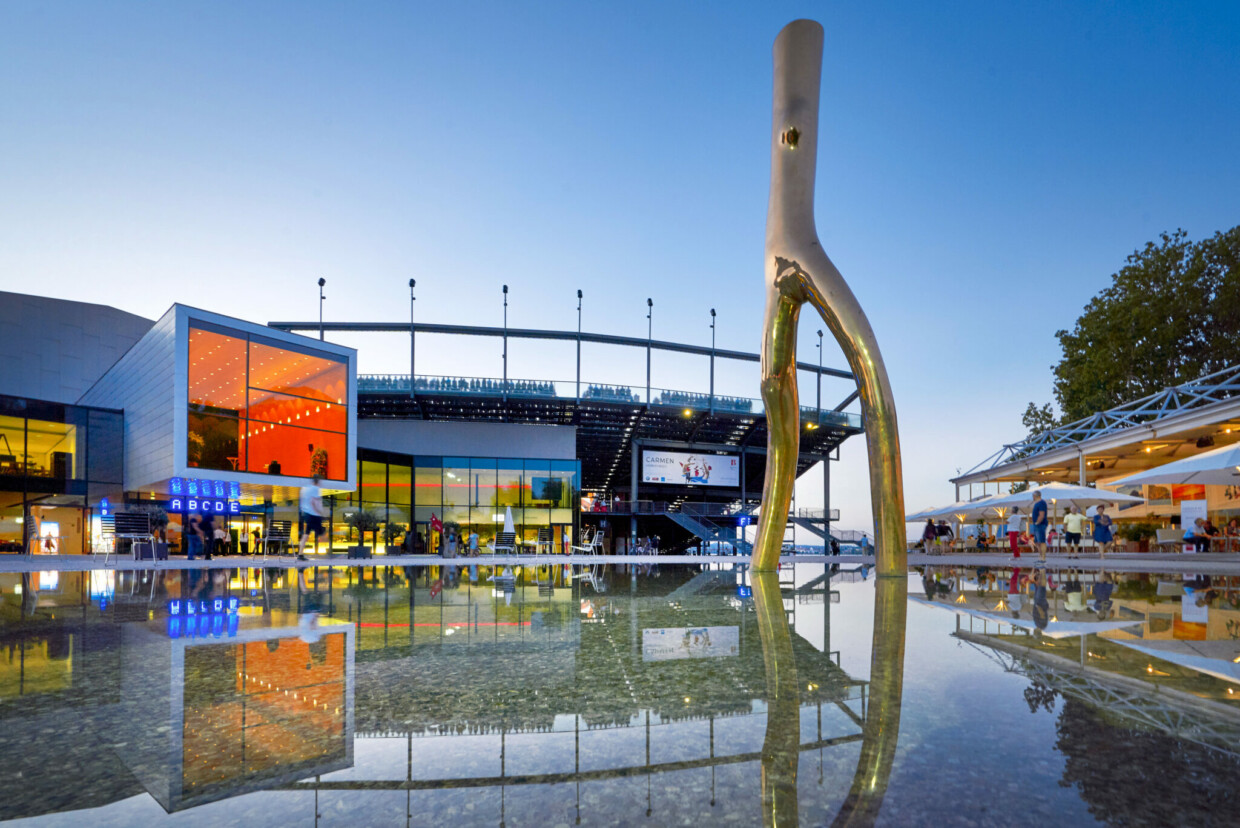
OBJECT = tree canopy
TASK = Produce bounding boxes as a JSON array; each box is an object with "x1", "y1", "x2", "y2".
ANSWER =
[{"x1": 1023, "y1": 226, "x2": 1240, "y2": 428}]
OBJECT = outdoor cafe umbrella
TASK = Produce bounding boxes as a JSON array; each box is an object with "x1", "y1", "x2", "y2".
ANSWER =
[
  {"x1": 1109, "y1": 441, "x2": 1240, "y2": 487},
  {"x1": 980, "y1": 482, "x2": 1144, "y2": 527},
  {"x1": 503, "y1": 506, "x2": 515, "y2": 534},
  {"x1": 910, "y1": 595, "x2": 1143, "y2": 639}
]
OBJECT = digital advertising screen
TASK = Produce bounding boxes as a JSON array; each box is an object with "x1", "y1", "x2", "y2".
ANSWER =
[{"x1": 641, "y1": 450, "x2": 740, "y2": 487}]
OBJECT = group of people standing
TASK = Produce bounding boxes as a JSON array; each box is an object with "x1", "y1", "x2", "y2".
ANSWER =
[
  {"x1": 921, "y1": 491, "x2": 1117, "y2": 564},
  {"x1": 1005, "y1": 492, "x2": 1113, "y2": 562}
]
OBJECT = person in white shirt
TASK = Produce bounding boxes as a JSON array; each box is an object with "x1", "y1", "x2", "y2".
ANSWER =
[
  {"x1": 297, "y1": 475, "x2": 326, "y2": 561},
  {"x1": 1062, "y1": 506, "x2": 1087, "y2": 559},
  {"x1": 213, "y1": 526, "x2": 228, "y2": 556},
  {"x1": 1006, "y1": 509, "x2": 1024, "y2": 559}
]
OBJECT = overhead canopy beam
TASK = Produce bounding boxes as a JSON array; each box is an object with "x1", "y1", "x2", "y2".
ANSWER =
[
  {"x1": 268, "y1": 320, "x2": 855, "y2": 380},
  {"x1": 833, "y1": 390, "x2": 859, "y2": 412}
]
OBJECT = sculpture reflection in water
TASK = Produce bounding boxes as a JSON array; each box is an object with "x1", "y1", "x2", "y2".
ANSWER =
[
  {"x1": 752, "y1": 571, "x2": 908, "y2": 827},
  {"x1": 752, "y1": 18, "x2": 906, "y2": 575}
]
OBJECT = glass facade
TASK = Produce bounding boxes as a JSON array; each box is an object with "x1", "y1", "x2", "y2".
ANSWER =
[
  {"x1": 0, "y1": 395, "x2": 124, "y2": 554},
  {"x1": 326, "y1": 451, "x2": 580, "y2": 555},
  {"x1": 188, "y1": 321, "x2": 349, "y2": 481}
]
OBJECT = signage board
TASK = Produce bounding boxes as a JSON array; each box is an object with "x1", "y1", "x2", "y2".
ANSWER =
[
  {"x1": 641, "y1": 626, "x2": 739, "y2": 661},
  {"x1": 641, "y1": 450, "x2": 739, "y2": 487}
]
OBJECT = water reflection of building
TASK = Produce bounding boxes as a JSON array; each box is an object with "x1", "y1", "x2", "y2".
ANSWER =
[
  {"x1": 269, "y1": 565, "x2": 868, "y2": 823},
  {"x1": 118, "y1": 610, "x2": 355, "y2": 812},
  {"x1": 0, "y1": 579, "x2": 356, "y2": 818}
]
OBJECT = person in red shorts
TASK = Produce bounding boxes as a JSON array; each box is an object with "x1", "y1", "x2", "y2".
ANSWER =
[{"x1": 1006, "y1": 508, "x2": 1025, "y2": 559}]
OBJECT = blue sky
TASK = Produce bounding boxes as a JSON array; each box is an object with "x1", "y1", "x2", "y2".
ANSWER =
[{"x1": 2, "y1": 2, "x2": 1238, "y2": 532}]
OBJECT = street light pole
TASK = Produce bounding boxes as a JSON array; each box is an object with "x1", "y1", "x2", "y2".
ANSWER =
[
  {"x1": 318, "y1": 278, "x2": 326, "y2": 341},
  {"x1": 414, "y1": 277, "x2": 424, "y2": 401},
  {"x1": 816, "y1": 329, "x2": 823, "y2": 416},
  {"x1": 576, "y1": 289, "x2": 583, "y2": 403},
  {"x1": 502, "y1": 285, "x2": 509, "y2": 400},
  {"x1": 709, "y1": 308, "x2": 716, "y2": 413},
  {"x1": 646, "y1": 298, "x2": 653, "y2": 404}
]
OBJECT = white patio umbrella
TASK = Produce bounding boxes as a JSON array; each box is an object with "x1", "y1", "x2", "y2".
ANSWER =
[
  {"x1": 503, "y1": 506, "x2": 515, "y2": 534},
  {"x1": 910, "y1": 596, "x2": 1142, "y2": 639},
  {"x1": 1106, "y1": 639, "x2": 1240, "y2": 685},
  {"x1": 1109, "y1": 441, "x2": 1240, "y2": 487},
  {"x1": 982, "y1": 481, "x2": 1145, "y2": 512},
  {"x1": 979, "y1": 482, "x2": 1144, "y2": 543}
]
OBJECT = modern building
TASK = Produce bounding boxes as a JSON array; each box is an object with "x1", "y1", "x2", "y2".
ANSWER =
[{"x1": 0, "y1": 291, "x2": 863, "y2": 557}]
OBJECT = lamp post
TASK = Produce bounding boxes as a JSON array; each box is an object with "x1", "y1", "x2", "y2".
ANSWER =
[
  {"x1": 709, "y1": 308, "x2": 716, "y2": 413},
  {"x1": 816, "y1": 329, "x2": 823, "y2": 416},
  {"x1": 502, "y1": 285, "x2": 509, "y2": 399},
  {"x1": 414, "y1": 277, "x2": 424, "y2": 401},
  {"x1": 645, "y1": 298, "x2": 653, "y2": 404},
  {"x1": 318, "y1": 278, "x2": 326, "y2": 341},
  {"x1": 576, "y1": 289, "x2": 583, "y2": 403}
]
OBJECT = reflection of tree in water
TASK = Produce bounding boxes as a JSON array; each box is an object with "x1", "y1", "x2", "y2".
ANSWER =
[
  {"x1": 1023, "y1": 681, "x2": 1058, "y2": 715},
  {"x1": 1055, "y1": 697, "x2": 1240, "y2": 826}
]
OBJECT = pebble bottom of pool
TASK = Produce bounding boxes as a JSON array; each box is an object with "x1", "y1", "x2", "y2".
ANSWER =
[{"x1": 2, "y1": 562, "x2": 1238, "y2": 826}]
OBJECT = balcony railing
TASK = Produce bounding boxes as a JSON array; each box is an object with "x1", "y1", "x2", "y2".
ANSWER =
[{"x1": 358, "y1": 374, "x2": 862, "y2": 430}]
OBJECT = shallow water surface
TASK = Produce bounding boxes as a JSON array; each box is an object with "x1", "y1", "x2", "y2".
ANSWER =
[{"x1": 2, "y1": 562, "x2": 1239, "y2": 826}]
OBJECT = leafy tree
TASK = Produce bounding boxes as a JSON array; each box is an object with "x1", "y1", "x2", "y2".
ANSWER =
[{"x1": 1050, "y1": 227, "x2": 1240, "y2": 422}]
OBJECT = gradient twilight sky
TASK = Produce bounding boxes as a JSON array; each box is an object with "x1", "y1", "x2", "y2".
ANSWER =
[{"x1": 2, "y1": 2, "x2": 1238, "y2": 532}]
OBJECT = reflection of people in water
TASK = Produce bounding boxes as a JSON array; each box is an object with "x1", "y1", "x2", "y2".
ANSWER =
[
  {"x1": 1032, "y1": 569, "x2": 1050, "y2": 631},
  {"x1": 298, "y1": 567, "x2": 323, "y2": 643}
]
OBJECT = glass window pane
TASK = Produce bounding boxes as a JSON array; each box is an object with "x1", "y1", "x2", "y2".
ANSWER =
[
  {"x1": 248, "y1": 339, "x2": 348, "y2": 404},
  {"x1": 496, "y1": 463, "x2": 522, "y2": 509},
  {"x1": 0, "y1": 415, "x2": 24, "y2": 478},
  {"x1": 242, "y1": 424, "x2": 346, "y2": 480},
  {"x1": 442, "y1": 458, "x2": 470, "y2": 507},
  {"x1": 388, "y1": 462, "x2": 412, "y2": 506},
  {"x1": 25, "y1": 419, "x2": 78, "y2": 481},
  {"x1": 523, "y1": 460, "x2": 549, "y2": 509},
  {"x1": 414, "y1": 461, "x2": 441, "y2": 506},
  {"x1": 360, "y1": 461, "x2": 386, "y2": 504},
  {"x1": 188, "y1": 325, "x2": 247, "y2": 413},
  {"x1": 247, "y1": 389, "x2": 347, "y2": 434},
  {"x1": 188, "y1": 412, "x2": 240, "y2": 472},
  {"x1": 87, "y1": 409, "x2": 123, "y2": 484},
  {"x1": 470, "y1": 459, "x2": 497, "y2": 513}
]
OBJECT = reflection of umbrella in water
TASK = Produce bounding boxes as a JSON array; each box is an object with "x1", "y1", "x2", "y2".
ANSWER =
[
  {"x1": 1105, "y1": 639, "x2": 1240, "y2": 685},
  {"x1": 910, "y1": 595, "x2": 1142, "y2": 639}
]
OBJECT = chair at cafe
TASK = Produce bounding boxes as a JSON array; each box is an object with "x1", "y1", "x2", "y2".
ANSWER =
[
  {"x1": 488, "y1": 531, "x2": 517, "y2": 555},
  {"x1": 572, "y1": 529, "x2": 604, "y2": 555},
  {"x1": 534, "y1": 527, "x2": 554, "y2": 555},
  {"x1": 264, "y1": 520, "x2": 292, "y2": 558},
  {"x1": 1154, "y1": 528, "x2": 1184, "y2": 554}
]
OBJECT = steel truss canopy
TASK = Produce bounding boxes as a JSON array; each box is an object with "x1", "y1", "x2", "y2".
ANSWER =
[{"x1": 953, "y1": 363, "x2": 1240, "y2": 488}]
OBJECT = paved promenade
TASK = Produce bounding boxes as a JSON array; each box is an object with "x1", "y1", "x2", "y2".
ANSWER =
[{"x1": 3, "y1": 551, "x2": 1240, "y2": 575}]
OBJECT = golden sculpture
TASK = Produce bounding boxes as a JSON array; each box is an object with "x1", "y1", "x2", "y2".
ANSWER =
[
  {"x1": 752, "y1": 568, "x2": 907, "y2": 827},
  {"x1": 832, "y1": 575, "x2": 908, "y2": 826},
  {"x1": 752, "y1": 19, "x2": 907, "y2": 576},
  {"x1": 752, "y1": 571, "x2": 800, "y2": 826}
]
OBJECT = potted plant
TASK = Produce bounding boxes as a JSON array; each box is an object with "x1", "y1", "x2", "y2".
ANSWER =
[
  {"x1": 384, "y1": 523, "x2": 406, "y2": 555},
  {"x1": 1117, "y1": 521, "x2": 1159, "y2": 553},
  {"x1": 344, "y1": 508, "x2": 380, "y2": 559}
]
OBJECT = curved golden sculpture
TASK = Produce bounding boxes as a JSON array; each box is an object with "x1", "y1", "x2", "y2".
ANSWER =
[
  {"x1": 831, "y1": 575, "x2": 908, "y2": 826},
  {"x1": 752, "y1": 569, "x2": 907, "y2": 827},
  {"x1": 752, "y1": 571, "x2": 800, "y2": 826},
  {"x1": 753, "y1": 20, "x2": 907, "y2": 576}
]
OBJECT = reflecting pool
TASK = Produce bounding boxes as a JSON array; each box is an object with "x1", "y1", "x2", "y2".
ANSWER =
[{"x1": 2, "y1": 562, "x2": 1239, "y2": 825}]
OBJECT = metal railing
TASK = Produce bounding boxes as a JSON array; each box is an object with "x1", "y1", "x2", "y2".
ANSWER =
[{"x1": 358, "y1": 373, "x2": 863, "y2": 429}]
